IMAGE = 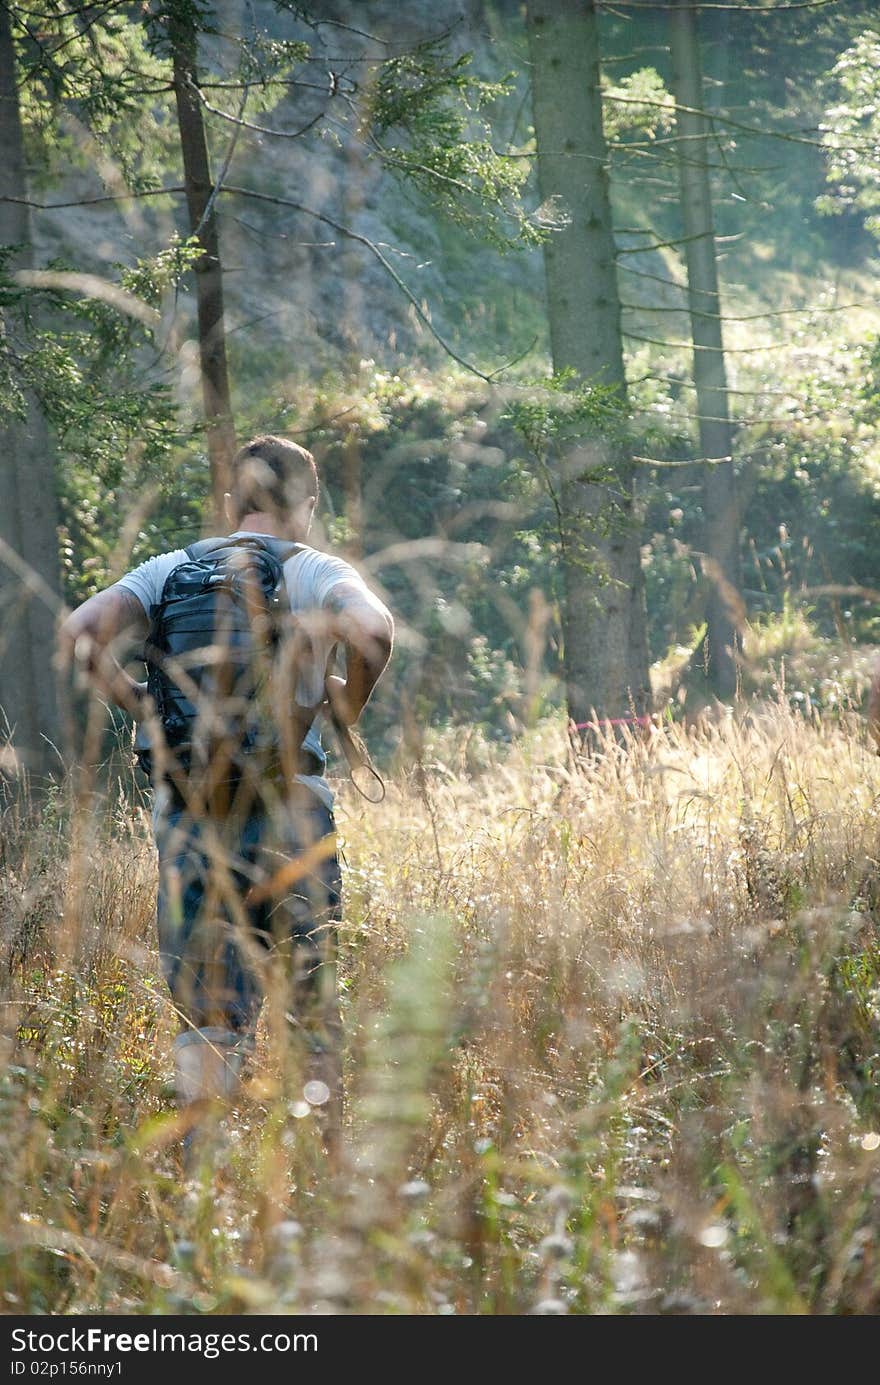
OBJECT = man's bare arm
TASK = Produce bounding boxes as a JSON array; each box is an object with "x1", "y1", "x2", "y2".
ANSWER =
[
  {"x1": 57, "y1": 586, "x2": 151, "y2": 718},
  {"x1": 323, "y1": 579, "x2": 393, "y2": 726}
]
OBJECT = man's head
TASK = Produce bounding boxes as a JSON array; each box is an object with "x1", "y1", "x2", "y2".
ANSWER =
[{"x1": 226, "y1": 434, "x2": 318, "y2": 539}]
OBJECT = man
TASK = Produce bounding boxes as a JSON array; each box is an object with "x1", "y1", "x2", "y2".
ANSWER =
[{"x1": 58, "y1": 435, "x2": 393, "y2": 1153}]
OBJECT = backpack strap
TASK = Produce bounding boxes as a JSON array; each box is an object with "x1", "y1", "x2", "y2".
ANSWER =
[
  {"x1": 183, "y1": 537, "x2": 222, "y2": 562},
  {"x1": 256, "y1": 537, "x2": 305, "y2": 566},
  {"x1": 183, "y1": 536, "x2": 305, "y2": 565}
]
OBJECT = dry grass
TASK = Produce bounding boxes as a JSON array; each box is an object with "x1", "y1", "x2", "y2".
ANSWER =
[{"x1": 3, "y1": 702, "x2": 880, "y2": 1315}]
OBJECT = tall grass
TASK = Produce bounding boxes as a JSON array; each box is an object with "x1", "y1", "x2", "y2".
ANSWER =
[{"x1": 2, "y1": 703, "x2": 880, "y2": 1314}]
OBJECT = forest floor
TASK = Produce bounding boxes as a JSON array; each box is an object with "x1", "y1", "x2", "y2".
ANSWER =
[{"x1": 3, "y1": 655, "x2": 880, "y2": 1314}]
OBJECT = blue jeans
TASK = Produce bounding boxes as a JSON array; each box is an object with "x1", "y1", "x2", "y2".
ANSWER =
[{"x1": 153, "y1": 786, "x2": 341, "y2": 1046}]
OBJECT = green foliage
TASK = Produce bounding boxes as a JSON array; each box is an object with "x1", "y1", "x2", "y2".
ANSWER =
[
  {"x1": 818, "y1": 30, "x2": 880, "y2": 236},
  {"x1": 233, "y1": 29, "x2": 310, "y2": 81},
  {"x1": 146, "y1": 1, "x2": 310, "y2": 101},
  {"x1": 742, "y1": 334, "x2": 880, "y2": 636},
  {"x1": 504, "y1": 375, "x2": 639, "y2": 583},
  {"x1": 369, "y1": 39, "x2": 541, "y2": 251},
  {"x1": 12, "y1": 2, "x2": 177, "y2": 191},
  {"x1": 603, "y1": 66, "x2": 674, "y2": 141},
  {"x1": 0, "y1": 240, "x2": 208, "y2": 601},
  {"x1": 2, "y1": 261, "x2": 169, "y2": 464},
  {"x1": 503, "y1": 371, "x2": 629, "y2": 460},
  {"x1": 11, "y1": 0, "x2": 316, "y2": 194}
]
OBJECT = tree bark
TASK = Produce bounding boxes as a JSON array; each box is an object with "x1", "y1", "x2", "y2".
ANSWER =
[
  {"x1": 0, "y1": 2, "x2": 60, "y2": 774},
  {"x1": 526, "y1": 0, "x2": 650, "y2": 727},
  {"x1": 169, "y1": 1, "x2": 237, "y2": 521},
  {"x1": 669, "y1": 0, "x2": 741, "y2": 699}
]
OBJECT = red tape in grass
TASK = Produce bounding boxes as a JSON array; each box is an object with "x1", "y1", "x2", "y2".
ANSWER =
[{"x1": 572, "y1": 714, "x2": 656, "y2": 731}]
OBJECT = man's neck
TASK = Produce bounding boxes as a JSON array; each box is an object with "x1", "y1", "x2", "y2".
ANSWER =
[{"x1": 234, "y1": 513, "x2": 297, "y2": 540}]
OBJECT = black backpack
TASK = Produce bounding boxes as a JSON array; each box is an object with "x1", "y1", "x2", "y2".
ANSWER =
[{"x1": 135, "y1": 535, "x2": 318, "y2": 784}]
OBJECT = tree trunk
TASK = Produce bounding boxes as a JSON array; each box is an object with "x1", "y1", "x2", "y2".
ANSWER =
[
  {"x1": 669, "y1": 0, "x2": 740, "y2": 699},
  {"x1": 526, "y1": 0, "x2": 650, "y2": 727},
  {"x1": 169, "y1": 2, "x2": 237, "y2": 521},
  {"x1": 0, "y1": 3, "x2": 60, "y2": 774}
]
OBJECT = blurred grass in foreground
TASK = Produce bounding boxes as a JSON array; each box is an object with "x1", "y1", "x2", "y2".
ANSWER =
[{"x1": 2, "y1": 702, "x2": 880, "y2": 1314}]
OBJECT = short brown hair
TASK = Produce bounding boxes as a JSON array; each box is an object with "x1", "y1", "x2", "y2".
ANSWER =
[{"x1": 229, "y1": 434, "x2": 318, "y2": 522}]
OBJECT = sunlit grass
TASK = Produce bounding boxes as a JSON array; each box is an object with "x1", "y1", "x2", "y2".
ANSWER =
[
  {"x1": 743, "y1": 599, "x2": 819, "y2": 663},
  {"x1": 2, "y1": 702, "x2": 880, "y2": 1313}
]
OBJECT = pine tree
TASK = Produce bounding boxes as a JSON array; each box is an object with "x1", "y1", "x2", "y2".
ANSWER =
[
  {"x1": 526, "y1": 0, "x2": 650, "y2": 727},
  {"x1": 166, "y1": 0, "x2": 237, "y2": 520},
  {"x1": 669, "y1": 0, "x2": 740, "y2": 699},
  {"x1": 0, "y1": 2, "x2": 60, "y2": 774}
]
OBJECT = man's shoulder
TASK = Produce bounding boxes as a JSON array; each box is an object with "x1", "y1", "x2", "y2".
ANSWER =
[
  {"x1": 283, "y1": 544, "x2": 369, "y2": 611},
  {"x1": 118, "y1": 546, "x2": 190, "y2": 578},
  {"x1": 115, "y1": 546, "x2": 190, "y2": 612},
  {"x1": 283, "y1": 543, "x2": 362, "y2": 579}
]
